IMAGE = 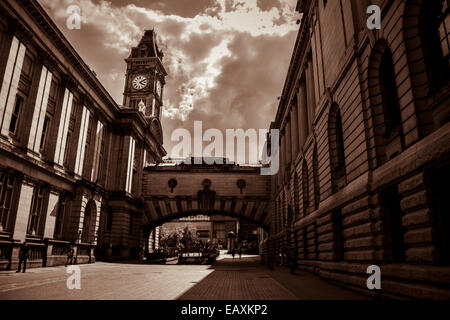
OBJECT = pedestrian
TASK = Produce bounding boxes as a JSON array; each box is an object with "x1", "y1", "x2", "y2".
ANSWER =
[
  {"x1": 238, "y1": 246, "x2": 242, "y2": 259},
  {"x1": 66, "y1": 245, "x2": 74, "y2": 266},
  {"x1": 16, "y1": 241, "x2": 30, "y2": 273},
  {"x1": 231, "y1": 248, "x2": 235, "y2": 259}
]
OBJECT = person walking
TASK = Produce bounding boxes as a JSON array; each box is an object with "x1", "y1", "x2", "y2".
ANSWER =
[
  {"x1": 66, "y1": 245, "x2": 74, "y2": 266},
  {"x1": 231, "y1": 247, "x2": 235, "y2": 259},
  {"x1": 16, "y1": 241, "x2": 30, "y2": 273},
  {"x1": 238, "y1": 246, "x2": 242, "y2": 259}
]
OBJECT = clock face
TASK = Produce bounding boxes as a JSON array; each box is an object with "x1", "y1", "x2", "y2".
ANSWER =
[{"x1": 132, "y1": 75, "x2": 148, "y2": 90}]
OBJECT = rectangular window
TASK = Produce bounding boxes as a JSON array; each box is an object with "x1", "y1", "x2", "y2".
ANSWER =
[
  {"x1": 0, "y1": 173, "x2": 16, "y2": 232},
  {"x1": 39, "y1": 117, "x2": 50, "y2": 151},
  {"x1": 21, "y1": 53, "x2": 33, "y2": 79},
  {"x1": 9, "y1": 95, "x2": 23, "y2": 134},
  {"x1": 380, "y1": 187, "x2": 405, "y2": 263},
  {"x1": 63, "y1": 132, "x2": 71, "y2": 167},
  {"x1": 97, "y1": 132, "x2": 106, "y2": 183},
  {"x1": 27, "y1": 185, "x2": 45, "y2": 236}
]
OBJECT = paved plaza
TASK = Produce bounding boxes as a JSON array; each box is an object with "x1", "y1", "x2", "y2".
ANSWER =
[{"x1": 0, "y1": 256, "x2": 368, "y2": 300}]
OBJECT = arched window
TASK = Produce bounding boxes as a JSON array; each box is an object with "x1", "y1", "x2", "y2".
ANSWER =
[
  {"x1": 380, "y1": 48, "x2": 405, "y2": 159},
  {"x1": 420, "y1": 0, "x2": 449, "y2": 92},
  {"x1": 404, "y1": 1, "x2": 450, "y2": 133},
  {"x1": 328, "y1": 104, "x2": 346, "y2": 193},
  {"x1": 369, "y1": 41, "x2": 405, "y2": 165}
]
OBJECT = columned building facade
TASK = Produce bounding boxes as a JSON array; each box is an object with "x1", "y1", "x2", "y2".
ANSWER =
[
  {"x1": 0, "y1": 0, "x2": 166, "y2": 269},
  {"x1": 262, "y1": 0, "x2": 450, "y2": 299}
]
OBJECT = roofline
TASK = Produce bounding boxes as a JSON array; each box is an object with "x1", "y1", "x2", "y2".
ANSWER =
[{"x1": 18, "y1": 0, "x2": 120, "y2": 112}]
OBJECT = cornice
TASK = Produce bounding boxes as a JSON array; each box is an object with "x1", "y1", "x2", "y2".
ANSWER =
[{"x1": 15, "y1": 0, "x2": 120, "y2": 114}]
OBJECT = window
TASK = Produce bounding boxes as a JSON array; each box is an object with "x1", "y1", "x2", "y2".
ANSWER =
[
  {"x1": 82, "y1": 200, "x2": 95, "y2": 243},
  {"x1": 329, "y1": 105, "x2": 346, "y2": 193},
  {"x1": 302, "y1": 160, "x2": 310, "y2": 214},
  {"x1": 420, "y1": 0, "x2": 450, "y2": 92},
  {"x1": 9, "y1": 95, "x2": 23, "y2": 134},
  {"x1": 53, "y1": 194, "x2": 66, "y2": 239},
  {"x1": 299, "y1": 78, "x2": 309, "y2": 147},
  {"x1": 303, "y1": 227, "x2": 308, "y2": 259},
  {"x1": 332, "y1": 209, "x2": 345, "y2": 261},
  {"x1": 82, "y1": 125, "x2": 92, "y2": 177},
  {"x1": 39, "y1": 117, "x2": 51, "y2": 151},
  {"x1": 313, "y1": 144, "x2": 320, "y2": 210},
  {"x1": 28, "y1": 185, "x2": 46, "y2": 236},
  {"x1": 132, "y1": 150, "x2": 138, "y2": 194},
  {"x1": 293, "y1": 173, "x2": 300, "y2": 219},
  {"x1": 380, "y1": 187, "x2": 405, "y2": 263},
  {"x1": 97, "y1": 131, "x2": 106, "y2": 184},
  {"x1": 21, "y1": 54, "x2": 33, "y2": 79},
  {"x1": 430, "y1": 165, "x2": 450, "y2": 264},
  {"x1": 63, "y1": 132, "x2": 71, "y2": 167},
  {"x1": 379, "y1": 49, "x2": 405, "y2": 158},
  {"x1": 0, "y1": 173, "x2": 16, "y2": 232}
]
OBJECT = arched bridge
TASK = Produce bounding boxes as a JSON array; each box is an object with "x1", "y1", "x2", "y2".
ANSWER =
[{"x1": 142, "y1": 161, "x2": 271, "y2": 230}]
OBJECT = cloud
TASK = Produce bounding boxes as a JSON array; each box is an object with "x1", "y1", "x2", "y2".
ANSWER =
[{"x1": 38, "y1": 0, "x2": 298, "y2": 162}]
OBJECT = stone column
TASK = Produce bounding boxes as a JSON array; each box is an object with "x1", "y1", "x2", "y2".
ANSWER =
[
  {"x1": 280, "y1": 131, "x2": 286, "y2": 182},
  {"x1": 296, "y1": 91, "x2": 303, "y2": 150},
  {"x1": 291, "y1": 102, "x2": 300, "y2": 161},
  {"x1": 46, "y1": 80, "x2": 71, "y2": 164},
  {"x1": 43, "y1": 190, "x2": 59, "y2": 239},
  {"x1": 285, "y1": 118, "x2": 292, "y2": 167},
  {"x1": 299, "y1": 80, "x2": 308, "y2": 147},
  {"x1": 306, "y1": 62, "x2": 316, "y2": 134},
  {"x1": 12, "y1": 179, "x2": 34, "y2": 241}
]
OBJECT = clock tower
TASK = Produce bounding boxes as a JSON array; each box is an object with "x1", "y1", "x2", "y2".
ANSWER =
[{"x1": 123, "y1": 29, "x2": 167, "y2": 119}]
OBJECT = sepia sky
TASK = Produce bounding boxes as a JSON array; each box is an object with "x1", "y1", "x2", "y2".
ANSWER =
[{"x1": 39, "y1": 0, "x2": 300, "y2": 162}]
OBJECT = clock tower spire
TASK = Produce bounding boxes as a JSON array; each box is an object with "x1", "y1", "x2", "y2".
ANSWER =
[{"x1": 123, "y1": 29, "x2": 167, "y2": 119}]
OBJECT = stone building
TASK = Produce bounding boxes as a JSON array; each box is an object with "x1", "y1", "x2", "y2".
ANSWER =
[
  {"x1": 261, "y1": 0, "x2": 450, "y2": 299},
  {"x1": 0, "y1": 0, "x2": 166, "y2": 268}
]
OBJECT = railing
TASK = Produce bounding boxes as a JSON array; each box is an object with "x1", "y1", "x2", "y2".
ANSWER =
[
  {"x1": 51, "y1": 242, "x2": 71, "y2": 256},
  {"x1": 77, "y1": 244, "x2": 91, "y2": 256},
  {"x1": 28, "y1": 243, "x2": 46, "y2": 261}
]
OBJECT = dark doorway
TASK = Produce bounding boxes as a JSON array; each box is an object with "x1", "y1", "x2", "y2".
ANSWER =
[
  {"x1": 332, "y1": 209, "x2": 345, "y2": 261},
  {"x1": 430, "y1": 165, "x2": 450, "y2": 264},
  {"x1": 380, "y1": 186, "x2": 405, "y2": 263}
]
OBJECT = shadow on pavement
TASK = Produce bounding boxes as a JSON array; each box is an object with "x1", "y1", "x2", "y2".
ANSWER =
[{"x1": 177, "y1": 256, "x2": 370, "y2": 300}]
